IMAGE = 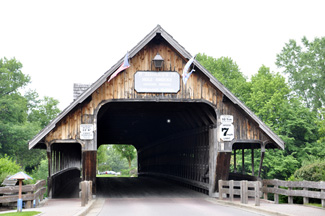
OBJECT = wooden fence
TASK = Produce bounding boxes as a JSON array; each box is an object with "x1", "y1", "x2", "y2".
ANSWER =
[
  {"x1": 218, "y1": 180, "x2": 262, "y2": 206},
  {"x1": 0, "y1": 180, "x2": 46, "y2": 208},
  {"x1": 262, "y1": 179, "x2": 325, "y2": 208}
]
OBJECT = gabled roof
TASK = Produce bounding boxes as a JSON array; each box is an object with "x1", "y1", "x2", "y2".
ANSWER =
[{"x1": 28, "y1": 25, "x2": 284, "y2": 150}]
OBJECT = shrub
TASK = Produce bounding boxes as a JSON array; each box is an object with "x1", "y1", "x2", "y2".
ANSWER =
[
  {"x1": 0, "y1": 155, "x2": 22, "y2": 184},
  {"x1": 294, "y1": 160, "x2": 325, "y2": 181}
]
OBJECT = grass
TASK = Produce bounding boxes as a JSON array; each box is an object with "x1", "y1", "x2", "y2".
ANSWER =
[
  {"x1": 96, "y1": 174, "x2": 131, "y2": 177},
  {"x1": 0, "y1": 211, "x2": 41, "y2": 216},
  {"x1": 306, "y1": 203, "x2": 322, "y2": 208}
]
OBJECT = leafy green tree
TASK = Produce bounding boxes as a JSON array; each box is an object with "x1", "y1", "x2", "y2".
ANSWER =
[
  {"x1": 276, "y1": 36, "x2": 325, "y2": 112},
  {"x1": 113, "y1": 145, "x2": 136, "y2": 171},
  {"x1": 0, "y1": 57, "x2": 30, "y2": 96},
  {"x1": 28, "y1": 95, "x2": 60, "y2": 128},
  {"x1": 0, "y1": 57, "x2": 60, "y2": 171},
  {"x1": 196, "y1": 53, "x2": 250, "y2": 101}
]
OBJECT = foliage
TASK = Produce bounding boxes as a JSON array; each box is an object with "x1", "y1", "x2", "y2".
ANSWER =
[
  {"x1": 196, "y1": 53, "x2": 250, "y2": 101},
  {"x1": 112, "y1": 145, "x2": 137, "y2": 170},
  {"x1": 29, "y1": 159, "x2": 48, "y2": 184},
  {"x1": 317, "y1": 108, "x2": 325, "y2": 143},
  {"x1": 0, "y1": 155, "x2": 22, "y2": 184},
  {"x1": 0, "y1": 57, "x2": 30, "y2": 96},
  {"x1": 293, "y1": 159, "x2": 325, "y2": 181},
  {"x1": 0, "y1": 57, "x2": 60, "y2": 171},
  {"x1": 97, "y1": 145, "x2": 137, "y2": 173},
  {"x1": 276, "y1": 36, "x2": 325, "y2": 112},
  {"x1": 199, "y1": 52, "x2": 323, "y2": 181}
]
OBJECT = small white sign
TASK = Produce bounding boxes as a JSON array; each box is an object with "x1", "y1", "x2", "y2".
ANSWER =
[
  {"x1": 80, "y1": 124, "x2": 94, "y2": 140},
  {"x1": 220, "y1": 115, "x2": 233, "y2": 124},
  {"x1": 220, "y1": 123, "x2": 234, "y2": 141}
]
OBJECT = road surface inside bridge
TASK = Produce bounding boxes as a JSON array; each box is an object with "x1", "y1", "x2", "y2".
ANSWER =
[{"x1": 95, "y1": 177, "x2": 269, "y2": 216}]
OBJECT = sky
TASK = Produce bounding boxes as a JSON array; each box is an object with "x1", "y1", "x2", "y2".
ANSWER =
[{"x1": 1, "y1": 0, "x2": 325, "y2": 110}]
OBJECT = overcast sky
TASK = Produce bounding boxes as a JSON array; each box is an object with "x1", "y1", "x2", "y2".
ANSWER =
[{"x1": 1, "y1": 0, "x2": 325, "y2": 110}]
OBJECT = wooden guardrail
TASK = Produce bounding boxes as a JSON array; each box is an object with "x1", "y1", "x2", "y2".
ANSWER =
[
  {"x1": 0, "y1": 180, "x2": 46, "y2": 208},
  {"x1": 218, "y1": 180, "x2": 262, "y2": 206},
  {"x1": 262, "y1": 179, "x2": 325, "y2": 208}
]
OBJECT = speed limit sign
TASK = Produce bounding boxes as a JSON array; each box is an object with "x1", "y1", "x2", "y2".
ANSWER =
[{"x1": 220, "y1": 123, "x2": 234, "y2": 141}]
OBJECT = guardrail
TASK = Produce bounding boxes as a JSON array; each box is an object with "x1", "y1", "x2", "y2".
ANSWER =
[
  {"x1": 262, "y1": 179, "x2": 325, "y2": 208},
  {"x1": 0, "y1": 180, "x2": 46, "y2": 208},
  {"x1": 218, "y1": 180, "x2": 262, "y2": 206}
]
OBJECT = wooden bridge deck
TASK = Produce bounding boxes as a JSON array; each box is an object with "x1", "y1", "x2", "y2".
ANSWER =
[{"x1": 96, "y1": 176, "x2": 209, "y2": 198}]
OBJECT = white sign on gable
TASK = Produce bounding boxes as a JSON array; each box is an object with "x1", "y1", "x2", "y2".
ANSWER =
[
  {"x1": 220, "y1": 123, "x2": 234, "y2": 141},
  {"x1": 220, "y1": 115, "x2": 233, "y2": 124},
  {"x1": 80, "y1": 124, "x2": 94, "y2": 140}
]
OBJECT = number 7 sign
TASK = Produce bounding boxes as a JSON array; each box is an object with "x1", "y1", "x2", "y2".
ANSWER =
[{"x1": 220, "y1": 123, "x2": 234, "y2": 141}]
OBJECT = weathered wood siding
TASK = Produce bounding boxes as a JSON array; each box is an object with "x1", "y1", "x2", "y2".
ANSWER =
[{"x1": 45, "y1": 40, "x2": 270, "y2": 144}]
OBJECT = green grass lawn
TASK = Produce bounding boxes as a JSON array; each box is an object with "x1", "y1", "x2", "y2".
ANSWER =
[
  {"x1": 0, "y1": 211, "x2": 41, "y2": 216},
  {"x1": 306, "y1": 203, "x2": 322, "y2": 208},
  {"x1": 96, "y1": 174, "x2": 131, "y2": 177}
]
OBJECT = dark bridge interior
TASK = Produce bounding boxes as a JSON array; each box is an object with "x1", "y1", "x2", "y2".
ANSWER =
[{"x1": 97, "y1": 101, "x2": 217, "y2": 195}]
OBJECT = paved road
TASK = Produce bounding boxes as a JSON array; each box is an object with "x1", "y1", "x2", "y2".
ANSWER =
[
  {"x1": 96, "y1": 197, "x2": 267, "y2": 216},
  {"x1": 93, "y1": 177, "x2": 269, "y2": 216}
]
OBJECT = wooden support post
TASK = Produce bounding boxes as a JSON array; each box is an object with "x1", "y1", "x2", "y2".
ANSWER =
[
  {"x1": 209, "y1": 127, "x2": 217, "y2": 196},
  {"x1": 255, "y1": 181, "x2": 260, "y2": 206},
  {"x1": 321, "y1": 181, "x2": 325, "y2": 208},
  {"x1": 303, "y1": 181, "x2": 309, "y2": 205},
  {"x1": 240, "y1": 180, "x2": 248, "y2": 204},
  {"x1": 242, "y1": 147, "x2": 245, "y2": 174},
  {"x1": 263, "y1": 181, "x2": 268, "y2": 200},
  {"x1": 258, "y1": 152, "x2": 265, "y2": 178},
  {"x1": 234, "y1": 149, "x2": 237, "y2": 173},
  {"x1": 218, "y1": 180, "x2": 223, "y2": 200},
  {"x1": 88, "y1": 181, "x2": 92, "y2": 201},
  {"x1": 82, "y1": 151, "x2": 97, "y2": 194},
  {"x1": 81, "y1": 181, "x2": 87, "y2": 207},
  {"x1": 47, "y1": 149, "x2": 52, "y2": 198},
  {"x1": 251, "y1": 147, "x2": 254, "y2": 176},
  {"x1": 288, "y1": 187, "x2": 293, "y2": 204},
  {"x1": 26, "y1": 192, "x2": 32, "y2": 208},
  {"x1": 274, "y1": 179, "x2": 279, "y2": 204},
  {"x1": 229, "y1": 180, "x2": 234, "y2": 202}
]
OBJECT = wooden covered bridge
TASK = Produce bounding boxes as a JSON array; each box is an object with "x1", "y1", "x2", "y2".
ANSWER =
[{"x1": 28, "y1": 25, "x2": 284, "y2": 198}]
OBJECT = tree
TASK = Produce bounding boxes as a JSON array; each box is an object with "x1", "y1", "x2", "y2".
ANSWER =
[
  {"x1": 112, "y1": 145, "x2": 136, "y2": 171},
  {"x1": 276, "y1": 36, "x2": 325, "y2": 112},
  {"x1": 0, "y1": 57, "x2": 60, "y2": 171},
  {"x1": 196, "y1": 53, "x2": 250, "y2": 102},
  {"x1": 0, "y1": 57, "x2": 30, "y2": 96}
]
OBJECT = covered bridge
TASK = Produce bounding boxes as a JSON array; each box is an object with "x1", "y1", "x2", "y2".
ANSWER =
[{"x1": 28, "y1": 25, "x2": 284, "y2": 198}]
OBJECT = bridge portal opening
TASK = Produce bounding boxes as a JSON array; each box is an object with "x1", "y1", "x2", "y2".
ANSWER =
[{"x1": 96, "y1": 101, "x2": 216, "y2": 196}]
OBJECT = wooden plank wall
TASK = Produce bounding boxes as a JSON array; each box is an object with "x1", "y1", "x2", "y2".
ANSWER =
[{"x1": 44, "y1": 39, "x2": 270, "y2": 145}]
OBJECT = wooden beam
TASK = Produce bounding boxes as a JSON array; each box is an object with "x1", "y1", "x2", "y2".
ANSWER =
[{"x1": 258, "y1": 152, "x2": 265, "y2": 178}]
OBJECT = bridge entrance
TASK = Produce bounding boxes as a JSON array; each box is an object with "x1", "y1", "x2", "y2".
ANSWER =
[{"x1": 96, "y1": 101, "x2": 216, "y2": 196}]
